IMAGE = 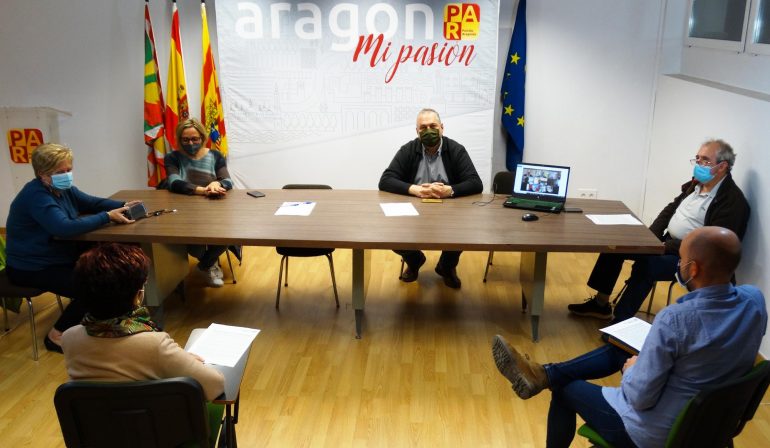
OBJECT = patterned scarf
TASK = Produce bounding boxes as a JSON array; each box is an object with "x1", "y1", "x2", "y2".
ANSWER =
[{"x1": 82, "y1": 307, "x2": 161, "y2": 337}]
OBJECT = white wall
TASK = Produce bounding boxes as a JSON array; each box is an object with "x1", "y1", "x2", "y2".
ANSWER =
[
  {"x1": 646, "y1": 75, "x2": 770, "y2": 356},
  {"x1": 0, "y1": 0, "x2": 213, "y2": 218},
  {"x1": 658, "y1": 0, "x2": 770, "y2": 96},
  {"x1": 649, "y1": 0, "x2": 770, "y2": 356},
  {"x1": 492, "y1": 0, "x2": 667, "y2": 214},
  {"x1": 682, "y1": 45, "x2": 770, "y2": 96}
]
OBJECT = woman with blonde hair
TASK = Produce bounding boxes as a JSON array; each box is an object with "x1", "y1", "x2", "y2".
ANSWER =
[
  {"x1": 165, "y1": 118, "x2": 234, "y2": 287},
  {"x1": 5, "y1": 143, "x2": 138, "y2": 352}
]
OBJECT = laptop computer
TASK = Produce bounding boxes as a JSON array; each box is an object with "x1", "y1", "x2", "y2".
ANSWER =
[{"x1": 503, "y1": 162, "x2": 571, "y2": 213}]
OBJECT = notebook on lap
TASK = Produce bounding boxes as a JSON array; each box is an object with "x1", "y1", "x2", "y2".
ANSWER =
[{"x1": 503, "y1": 162, "x2": 571, "y2": 213}]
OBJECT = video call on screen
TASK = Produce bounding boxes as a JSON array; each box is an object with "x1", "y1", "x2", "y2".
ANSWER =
[{"x1": 513, "y1": 165, "x2": 569, "y2": 198}]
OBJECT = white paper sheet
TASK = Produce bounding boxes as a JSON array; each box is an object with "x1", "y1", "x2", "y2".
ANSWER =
[
  {"x1": 379, "y1": 202, "x2": 419, "y2": 216},
  {"x1": 186, "y1": 323, "x2": 260, "y2": 367},
  {"x1": 275, "y1": 201, "x2": 316, "y2": 216},
  {"x1": 600, "y1": 317, "x2": 651, "y2": 352},
  {"x1": 585, "y1": 214, "x2": 643, "y2": 226}
]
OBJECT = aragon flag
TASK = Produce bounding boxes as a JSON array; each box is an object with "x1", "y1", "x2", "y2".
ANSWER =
[
  {"x1": 144, "y1": 0, "x2": 167, "y2": 187},
  {"x1": 164, "y1": 0, "x2": 189, "y2": 151},
  {"x1": 201, "y1": 1, "x2": 228, "y2": 157}
]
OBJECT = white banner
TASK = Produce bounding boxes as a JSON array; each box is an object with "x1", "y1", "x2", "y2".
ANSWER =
[{"x1": 215, "y1": 1, "x2": 499, "y2": 189}]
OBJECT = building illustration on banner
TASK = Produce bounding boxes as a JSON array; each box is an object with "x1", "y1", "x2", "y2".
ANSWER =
[{"x1": 215, "y1": 1, "x2": 496, "y2": 190}]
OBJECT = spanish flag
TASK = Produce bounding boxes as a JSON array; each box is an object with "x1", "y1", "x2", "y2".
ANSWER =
[
  {"x1": 144, "y1": 1, "x2": 167, "y2": 187},
  {"x1": 164, "y1": 0, "x2": 189, "y2": 151},
  {"x1": 201, "y1": 1, "x2": 228, "y2": 157}
]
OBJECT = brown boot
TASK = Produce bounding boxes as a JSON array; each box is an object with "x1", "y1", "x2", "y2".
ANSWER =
[{"x1": 491, "y1": 335, "x2": 548, "y2": 399}]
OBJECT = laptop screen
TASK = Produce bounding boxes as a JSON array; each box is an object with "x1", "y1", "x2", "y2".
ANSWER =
[{"x1": 511, "y1": 162, "x2": 570, "y2": 201}]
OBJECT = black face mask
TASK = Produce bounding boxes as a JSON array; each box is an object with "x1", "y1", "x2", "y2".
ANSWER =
[
  {"x1": 181, "y1": 143, "x2": 202, "y2": 156},
  {"x1": 419, "y1": 128, "x2": 441, "y2": 147}
]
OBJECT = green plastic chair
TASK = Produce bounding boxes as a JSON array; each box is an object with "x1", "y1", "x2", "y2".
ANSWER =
[{"x1": 578, "y1": 360, "x2": 770, "y2": 448}]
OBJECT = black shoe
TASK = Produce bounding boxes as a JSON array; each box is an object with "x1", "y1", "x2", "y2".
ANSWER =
[
  {"x1": 400, "y1": 253, "x2": 426, "y2": 283},
  {"x1": 44, "y1": 335, "x2": 63, "y2": 354},
  {"x1": 435, "y1": 263, "x2": 461, "y2": 289},
  {"x1": 567, "y1": 296, "x2": 613, "y2": 320}
]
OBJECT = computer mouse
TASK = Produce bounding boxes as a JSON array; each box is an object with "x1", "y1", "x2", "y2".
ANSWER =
[{"x1": 522, "y1": 213, "x2": 539, "y2": 222}]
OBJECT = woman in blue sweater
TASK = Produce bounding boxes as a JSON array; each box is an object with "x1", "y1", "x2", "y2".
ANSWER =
[{"x1": 5, "y1": 143, "x2": 137, "y2": 352}]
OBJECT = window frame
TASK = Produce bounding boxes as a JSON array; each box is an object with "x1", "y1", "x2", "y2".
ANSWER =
[
  {"x1": 746, "y1": 0, "x2": 770, "y2": 55},
  {"x1": 684, "y1": 0, "x2": 752, "y2": 52}
]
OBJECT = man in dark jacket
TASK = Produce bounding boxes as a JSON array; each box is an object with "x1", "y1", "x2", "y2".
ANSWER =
[
  {"x1": 379, "y1": 108, "x2": 483, "y2": 288},
  {"x1": 567, "y1": 139, "x2": 750, "y2": 323}
]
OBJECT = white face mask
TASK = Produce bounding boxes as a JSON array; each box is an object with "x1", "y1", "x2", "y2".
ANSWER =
[{"x1": 675, "y1": 260, "x2": 695, "y2": 290}]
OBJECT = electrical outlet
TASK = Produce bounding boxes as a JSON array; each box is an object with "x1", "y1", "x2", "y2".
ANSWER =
[{"x1": 578, "y1": 188, "x2": 598, "y2": 199}]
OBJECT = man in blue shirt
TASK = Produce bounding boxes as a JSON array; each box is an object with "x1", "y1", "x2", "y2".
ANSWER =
[{"x1": 492, "y1": 226, "x2": 767, "y2": 448}]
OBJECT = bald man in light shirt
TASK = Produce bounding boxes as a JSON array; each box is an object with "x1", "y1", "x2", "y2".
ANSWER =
[{"x1": 567, "y1": 139, "x2": 750, "y2": 324}]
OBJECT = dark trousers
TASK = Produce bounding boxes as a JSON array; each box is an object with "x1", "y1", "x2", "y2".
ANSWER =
[
  {"x1": 187, "y1": 244, "x2": 228, "y2": 270},
  {"x1": 393, "y1": 250, "x2": 461, "y2": 269},
  {"x1": 587, "y1": 253, "x2": 679, "y2": 323},
  {"x1": 6, "y1": 265, "x2": 85, "y2": 332},
  {"x1": 545, "y1": 344, "x2": 637, "y2": 448}
]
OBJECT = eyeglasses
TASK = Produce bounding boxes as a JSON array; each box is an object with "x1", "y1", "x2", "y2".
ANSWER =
[
  {"x1": 689, "y1": 157, "x2": 722, "y2": 167},
  {"x1": 181, "y1": 137, "x2": 202, "y2": 144}
]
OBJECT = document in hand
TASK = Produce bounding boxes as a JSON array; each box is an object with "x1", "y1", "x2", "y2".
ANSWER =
[
  {"x1": 600, "y1": 317, "x2": 651, "y2": 354},
  {"x1": 186, "y1": 323, "x2": 260, "y2": 367}
]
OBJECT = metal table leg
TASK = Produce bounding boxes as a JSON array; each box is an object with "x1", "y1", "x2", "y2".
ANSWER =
[
  {"x1": 351, "y1": 249, "x2": 370, "y2": 339},
  {"x1": 520, "y1": 251, "x2": 548, "y2": 342}
]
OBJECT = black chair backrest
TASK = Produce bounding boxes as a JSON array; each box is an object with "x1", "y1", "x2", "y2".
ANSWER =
[
  {"x1": 54, "y1": 377, "x2": 210, "y2": 448},
  {"x1": 282, "y1": 184, "x2": 332, "y2": 190},
  {"x1": 666, "y1": 361, "x2": 770, "y2": 448},
  {"x1": 491, "y1": 171, "x2": 514, "y2": 195}
]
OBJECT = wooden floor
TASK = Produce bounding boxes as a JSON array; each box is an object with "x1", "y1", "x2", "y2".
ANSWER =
[{"x1": 1, "y1": 248, "x2": 768, "y2": 446}]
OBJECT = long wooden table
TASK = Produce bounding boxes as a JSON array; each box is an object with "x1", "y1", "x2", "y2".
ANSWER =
[{"x1": 76, "y1": 189, "x2": 663, "y2": 340}]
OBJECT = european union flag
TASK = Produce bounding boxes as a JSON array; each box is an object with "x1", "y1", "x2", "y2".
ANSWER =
[{"x1": 501, "y1": 0, "x2": 527, "y2": 170}]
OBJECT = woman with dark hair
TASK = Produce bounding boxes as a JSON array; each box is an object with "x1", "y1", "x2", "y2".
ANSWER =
[{"x1": 61, "y1": 243, "x2": 224, "y2": 401}]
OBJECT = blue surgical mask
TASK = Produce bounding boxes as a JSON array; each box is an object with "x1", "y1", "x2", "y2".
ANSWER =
[
  {"x1": 50, "y1": 172, "x2": 73, "y2": 190},
  {"x1": 693, "y1": 164, "x2": 715, "y2": 184},
  {"x1": 675, "y1": 260, "x2": 694, "y2": 290}
]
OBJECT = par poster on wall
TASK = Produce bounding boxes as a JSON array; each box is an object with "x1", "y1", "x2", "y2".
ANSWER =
[{"x1": 215, "y1": 1, "x2": 499, "y2": 189}]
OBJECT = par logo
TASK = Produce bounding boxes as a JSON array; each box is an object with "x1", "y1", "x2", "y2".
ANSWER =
[
  {"x1": 444, "y1": 3, "x2": 480, "y2": 41},
  {"x1": 7, "y1": 128, "x2": 44, "y2": 164}
]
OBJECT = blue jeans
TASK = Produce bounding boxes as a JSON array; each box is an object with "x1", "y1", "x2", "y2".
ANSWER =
[
  {"x1": 587, "y1": 252, "x2": 679, "y2": 324},
  {"x1": 544, "y1": 344, "x2": 637, "y2": 448}
]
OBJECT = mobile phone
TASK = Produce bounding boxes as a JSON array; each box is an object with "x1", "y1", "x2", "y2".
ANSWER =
[
  {"x1": 123, "y1": 202, "x2": 147, "y2": 220},
  {"x1": 247, "y1": 190, "x2": 265, "y2": 198}
]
